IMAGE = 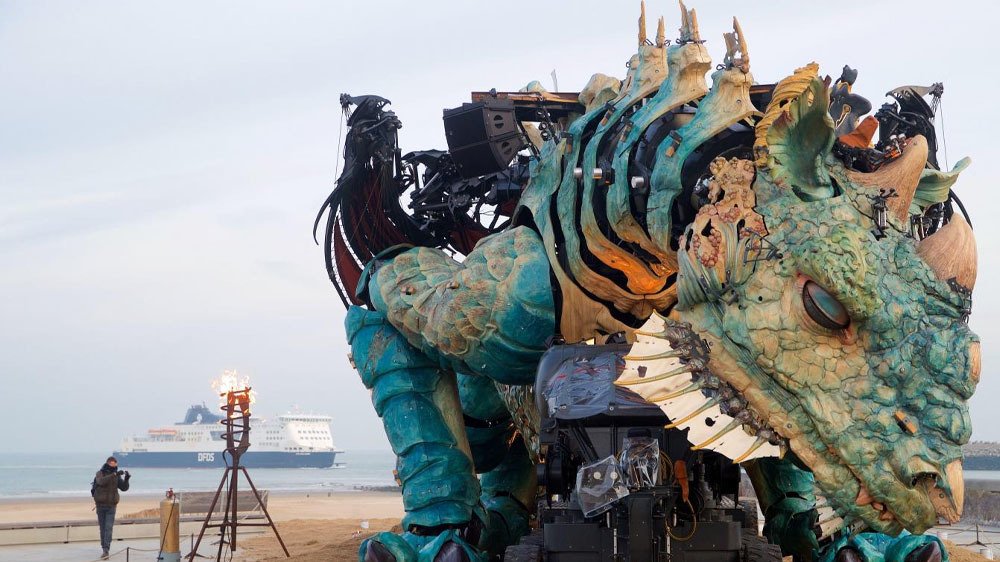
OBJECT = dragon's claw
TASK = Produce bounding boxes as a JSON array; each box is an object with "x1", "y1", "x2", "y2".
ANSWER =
[
  {"x1": 836, "y1": 547, "x2": 865, "y2": 562},
  {"x1": 360, "y1": 532, "x2": 415, "y2": 562},
  {"x1": 906, "y1": 542, "x2": 943, "y2": 562},
  {"x1": 435, "y1": 541, "x2": 474, "y2": 562},
  {"x1": 358, "y1": 530, "x2": 485, "y2": 562}
]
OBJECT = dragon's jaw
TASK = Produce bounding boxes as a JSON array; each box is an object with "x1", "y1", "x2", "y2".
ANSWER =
[
  {"x1": 798, "y1": 433, "x2": 964, "y2": 535},
  {"x1": 620, "y1": 310, "x2": 970, "y2": 536}
]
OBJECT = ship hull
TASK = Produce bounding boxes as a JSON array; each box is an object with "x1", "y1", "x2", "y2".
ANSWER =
[{"x1": 111, "y1": 450, "x2": 338, "y2": 468}]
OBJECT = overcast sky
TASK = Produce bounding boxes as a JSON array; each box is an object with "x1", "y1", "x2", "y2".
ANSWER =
[{"x1": 1, "y1": 1, "x2": 997, "y2": 454}]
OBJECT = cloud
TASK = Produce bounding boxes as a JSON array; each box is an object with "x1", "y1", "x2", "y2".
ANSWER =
[{"x1": 0, "y1": 0, "x2": 997, "y2": 454}]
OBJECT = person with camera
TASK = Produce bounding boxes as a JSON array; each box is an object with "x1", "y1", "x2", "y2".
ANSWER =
[{"x1": 93, "y1": 455, "x2": 131, "y2": 559}]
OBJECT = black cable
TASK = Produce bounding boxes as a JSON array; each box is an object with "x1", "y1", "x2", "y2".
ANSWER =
[{"x1": 950, "y1": 190, "x2": 973, "y2": 229}]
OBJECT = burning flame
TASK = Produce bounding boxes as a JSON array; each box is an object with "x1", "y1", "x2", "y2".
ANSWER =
[{"x1": 211, "y1": 369, "x2": 257, "y2": 417}]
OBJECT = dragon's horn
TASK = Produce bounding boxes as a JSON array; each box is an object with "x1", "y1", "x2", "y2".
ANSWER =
[
  {"x1": 917, "y1": 213, "x2": 977, "y2": 290},
  {"x1": 846, "y1": 136, "x2": 928, "y2": 222},
  {"x1": 734, "y1": 17, "x2": 749, "y2": 68},
  {"x1": 678, "y1": 1, "x2": 688, "y2": 36},
  {"x1": 638, "y1": 1, "x2": 647, "y2": 45},
  {"x1": 722, "y1": 17, "x2": 749, "y2": 72},
  {"x1": 656, "y1": 16, "x2": 666, "y2": 47}
]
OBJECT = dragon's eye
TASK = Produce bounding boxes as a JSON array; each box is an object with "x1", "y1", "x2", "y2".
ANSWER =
[{"x1": 802, "y1": 281, "x2": 850, "y2": 330}]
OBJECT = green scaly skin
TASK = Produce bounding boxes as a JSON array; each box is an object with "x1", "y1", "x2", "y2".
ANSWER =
[
  {"x1": 347, "y1": 228, "x2": 551, "y2": 561},
  {"x1": 340, "y1": 31, "x2": 976, "y2": 562}
]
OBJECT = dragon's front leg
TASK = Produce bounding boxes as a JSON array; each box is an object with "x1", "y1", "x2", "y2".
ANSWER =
[
  {"x1": 347, "y1": 227, "x2": 555, "y2": 562},
  {"x1": 746, "y1": 457, "x2": 948, "y2": 562},
  {"x1": 347, "y1": 307, "x2": 485, "y2": 562},
  {"x1": 458, "y1": 374, "x2": 536, "y2": 558}
]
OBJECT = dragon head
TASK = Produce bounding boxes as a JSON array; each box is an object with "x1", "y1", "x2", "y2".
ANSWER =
[
  {"x1": 689, "y1": 65, "x2": 976, "y2": 534},
  {"x1": 627, "y1": 63, "x2": 978, "y2": 535}
]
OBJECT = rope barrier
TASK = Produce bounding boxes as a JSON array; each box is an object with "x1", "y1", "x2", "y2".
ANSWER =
[{"x1": 80, "y1": 545, "x2": 162, "y2": 562}]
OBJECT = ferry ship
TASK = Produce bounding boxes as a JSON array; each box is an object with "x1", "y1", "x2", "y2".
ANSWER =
[{"x1": 114, "y1": 404, "x2": 342, "y2": 468}]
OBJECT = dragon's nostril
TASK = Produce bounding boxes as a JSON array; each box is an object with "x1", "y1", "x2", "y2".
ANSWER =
[{"x1": 911, "y1": 472, "x2": 937, "y2": 488}]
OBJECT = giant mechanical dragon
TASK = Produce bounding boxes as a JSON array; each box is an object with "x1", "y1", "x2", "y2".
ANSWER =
[{"x1": 317, "y1": 4, "x2": 979, "y2": 562}]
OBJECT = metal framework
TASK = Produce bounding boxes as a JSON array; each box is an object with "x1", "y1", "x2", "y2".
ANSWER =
[{"x1": 186, "y1": 388, "x2": 289, "y2": 561}]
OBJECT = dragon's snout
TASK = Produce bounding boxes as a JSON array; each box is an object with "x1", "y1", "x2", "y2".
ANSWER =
[
  {"x1": 895, "y1": 457, "x2": 965, "y2": 525},
  {"x1": 916, "y1": 460, "x2": 965, "y2": 524},
  {"x1": 856, "y1": 457, "x2": 965, "y2": 530}
]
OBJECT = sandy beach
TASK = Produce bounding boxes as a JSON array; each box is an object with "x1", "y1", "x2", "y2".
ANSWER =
[
  {"x1": 0, "y1": 490, "x2": 404, "y2": 526},
  {"x1": 0, "y1": 491, "x2": 404, "y2": 561},
  {"x1": 1, "y1": 491, "x2": 995, "y2": 562}
]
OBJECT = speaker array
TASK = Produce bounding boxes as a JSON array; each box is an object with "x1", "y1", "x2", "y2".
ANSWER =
[{"x1": 443, "y1": 99, "x2": 526, "y2": 179}]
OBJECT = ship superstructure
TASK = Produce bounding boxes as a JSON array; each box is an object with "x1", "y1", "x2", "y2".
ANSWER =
[{"x1": 115, "y1": 404, "x2": 341, "y2": 468}]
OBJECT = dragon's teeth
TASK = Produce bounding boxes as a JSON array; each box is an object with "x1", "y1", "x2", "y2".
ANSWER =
[
  {"x1": 817, "y1": 506, "x2": 838, "y2": 524},
  {"x1": 856, "y1": 484, "x2": 874, "y2": 506},
  {"x1": 817, "y1": 515, "x2": 844, "y2": 539}
]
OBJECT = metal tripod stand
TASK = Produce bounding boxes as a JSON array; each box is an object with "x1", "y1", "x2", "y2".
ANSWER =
[{"x1": 186, "y1": 388, "x2": 289, "y2": 561}]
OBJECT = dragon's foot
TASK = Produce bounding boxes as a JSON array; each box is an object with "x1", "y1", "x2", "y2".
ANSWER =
[
  {"x1": 905, "y1": 542, "x2": 943, "y2": 562},
  {"x1": 359, "y1": 529, "x2": 485, "y2": 562},
  {"x1": 478, "y1": 495, "x2": 531, "y2": 557},
  {"x1": 824, "y1": 532, "x2": 947, "y2": 562}
]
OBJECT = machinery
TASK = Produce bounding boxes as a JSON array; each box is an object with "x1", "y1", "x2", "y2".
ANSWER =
[{"x1": 504, "y1": 344, "x2": 781, "y2": 562}]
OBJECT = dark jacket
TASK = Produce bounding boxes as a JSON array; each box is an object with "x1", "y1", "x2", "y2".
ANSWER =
[{"x1": 93, "y1": 464, "x2": 130, "y2": 507}]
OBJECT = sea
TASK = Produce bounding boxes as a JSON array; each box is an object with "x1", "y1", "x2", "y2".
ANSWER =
[
  {"x1": 0, "y1": 450, "x2": 398, "y2": 499},
  {"x1": 2, "y1": 452, "x2": 999, "y2": 500}
]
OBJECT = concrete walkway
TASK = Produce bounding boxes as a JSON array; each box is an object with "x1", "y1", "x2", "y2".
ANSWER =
[
  {"x1": 0, "y1": 537, "x2": 164, "y2": 562},
  {"x1": 0, "y1": 532, "x2": 260, "y2": 562}
]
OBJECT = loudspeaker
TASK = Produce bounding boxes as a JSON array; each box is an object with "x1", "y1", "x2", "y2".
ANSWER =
[{"x1": 443, "y1": 99, "x2": 526, "y2": 179}]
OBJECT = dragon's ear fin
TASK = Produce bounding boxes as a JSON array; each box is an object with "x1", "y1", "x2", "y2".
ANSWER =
[
  {"x1": 678, "y1": 0, "x2": 701, "y2": 43},
  {"x1": 915, "y1": 156, "x2": 971, "y2": 208},
  {"x1": 754, "y1": 63, "x2": 837, "y2": 201},
  {"x1": 618, "y1": 315, "x2": 782, "y2": 463}
]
